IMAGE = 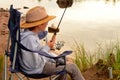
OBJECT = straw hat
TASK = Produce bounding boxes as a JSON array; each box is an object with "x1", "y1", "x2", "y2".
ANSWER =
[{"x1": 21, "y1": 6, "x2": 56, "y2": 29}]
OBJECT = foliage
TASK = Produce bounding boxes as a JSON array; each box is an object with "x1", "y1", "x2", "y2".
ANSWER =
[
  {"x1": 72, "y1": 40, "x2": 94, "y2": 71},
  {"x1": 116, "y1": 46, "x2": 120, "y2": 63},
  {"x1": 0, "y1": 55, "x2": 3, "y2": 72},
  {"x1": 0, "y1": 55, "x2": 3, "y2": 80},
  {"x1": 72, "y1": 39, "x2": 120, "y2": 79}
]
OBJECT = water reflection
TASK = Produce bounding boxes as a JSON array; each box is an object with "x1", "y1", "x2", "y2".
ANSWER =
[{"x1": 0, "y1": 0, "x2": 120, "y2": 51}]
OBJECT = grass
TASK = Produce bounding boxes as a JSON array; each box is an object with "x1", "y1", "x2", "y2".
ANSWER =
[
  {"x1": 72, "y1": 40, "x2": 94, "y2": 71},
  {"x1": 0, "y1": 55, "x2": 3, "y2": 72},
  {"x1": 72, "y1": 40, "x2": 120, "y2": 79},
  {"x1": 0, "y1": 54, "x2": 4, "y2": 80}
]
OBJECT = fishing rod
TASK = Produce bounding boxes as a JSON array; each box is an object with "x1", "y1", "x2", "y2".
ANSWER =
[
  {"x1": 48, "y1": 0, "x2": 73, "y2": 41},
  {"x1": 48, "y1": 1, "x2": 74, "y2": 80}
]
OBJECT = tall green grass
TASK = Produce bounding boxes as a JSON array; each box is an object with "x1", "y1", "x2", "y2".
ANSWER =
[
  {"x1": 0, "y1": 54, "x2": 4, "y2": 80},
  {"x1": 72, "y1": 40, "x2": 94, "y2": 71},
  {"x1": 112, "y1": 40, "x2": 120, "y2": 70},
  {"x1": 0, "y1": 55, "x2": 3, "y2": 72},
  {"x1": 72, "y1": 40, "x2": 120, "y2": 72}
]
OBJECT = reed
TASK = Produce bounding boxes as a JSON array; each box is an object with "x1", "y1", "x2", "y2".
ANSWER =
[
  {"x1": 0, "y1": 55, "x2": 3, "y2": 72},
  {"x1": 72, "y1": 40, "x2": 120, "y2": 71},
  {"x1": 72, "y1": 40, "x2": 94, "y2": 71},
  {"x1": 111, "y1": 40, "x2": 120, "y2": 70},
  {"x1": 0, "y1": 54, "x2": 4, "y2": 80}
]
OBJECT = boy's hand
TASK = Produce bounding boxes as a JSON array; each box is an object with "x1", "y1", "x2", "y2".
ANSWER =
[{"x1": 47, "y1": 34, "x2": 56, "y2": 49}]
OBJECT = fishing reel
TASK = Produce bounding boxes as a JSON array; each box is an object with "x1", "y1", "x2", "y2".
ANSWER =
[
  {"x1": 55, "y1": 41, "x2": 65, "y2": 50},
  {"x1": 56, "y1": 0, "x2": 73, "y2": 8},
  {"x1": 48, "y1": 24, "x2": 59, "y2": 33}
]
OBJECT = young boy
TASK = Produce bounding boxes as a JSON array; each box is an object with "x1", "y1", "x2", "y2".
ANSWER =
[{"x1": 20, "y1": 6, "x2": 85, "y2": 80}]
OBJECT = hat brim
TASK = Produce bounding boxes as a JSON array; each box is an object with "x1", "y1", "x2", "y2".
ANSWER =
[{"x1": 21, "y1": 15, "x2": 56, "y2": 29}]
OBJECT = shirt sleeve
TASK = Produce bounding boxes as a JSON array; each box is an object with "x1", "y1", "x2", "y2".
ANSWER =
[{"x1": 31, "y1": 35, "x2": 57, "y2": 57}]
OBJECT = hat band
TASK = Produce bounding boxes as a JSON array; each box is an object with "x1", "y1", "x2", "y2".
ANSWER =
[{"x1": 26, "y1": 15, "x2": 48, "y2": 23}]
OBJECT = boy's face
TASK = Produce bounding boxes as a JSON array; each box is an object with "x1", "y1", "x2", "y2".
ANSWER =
[{"x1": 39, "y1": 22, "x2": 48, "y2": 31}]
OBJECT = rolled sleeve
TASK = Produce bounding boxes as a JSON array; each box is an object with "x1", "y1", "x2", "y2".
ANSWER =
[{"x1": 43, "y1": 45, "x2": 50, "y2": 52}]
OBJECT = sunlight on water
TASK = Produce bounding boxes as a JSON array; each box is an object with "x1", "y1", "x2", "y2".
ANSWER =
[{"x1": 0, "y1": 0, "x2": 120, "y2": 51}]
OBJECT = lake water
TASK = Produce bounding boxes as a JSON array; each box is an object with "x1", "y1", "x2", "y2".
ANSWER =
[{"x1": 1, "y1": 0, "x2": 120, "y2": 52}]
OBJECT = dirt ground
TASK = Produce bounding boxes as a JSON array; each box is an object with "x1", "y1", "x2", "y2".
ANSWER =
[{"x1": 0, "y1": 12, "x2": 112, "y2": 80}]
